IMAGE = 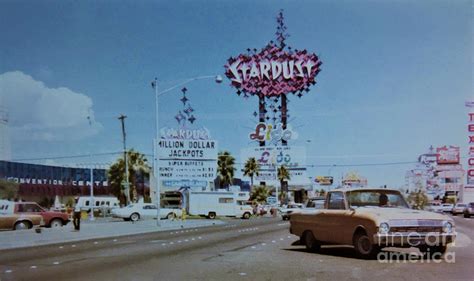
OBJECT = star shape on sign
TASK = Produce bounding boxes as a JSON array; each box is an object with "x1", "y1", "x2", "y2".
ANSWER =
[
  {"x1": 253, "y1": 111, "x2": 258, "y2": 117},
  {"x1": 184, "y1": 105, "x2": 194, "y2": 116},
  {"x1": 180, "y1": 96, "x2": 188, "y2": 105},
  {"x1": 181, "y1": 87, "x2": 187, "y2": 94},
  {"x1": 175, "y1": 112, "x2": 185, "y2": 123},
  {"x1": 188, "y1": 115, "x2": 196, "y2": 124}
]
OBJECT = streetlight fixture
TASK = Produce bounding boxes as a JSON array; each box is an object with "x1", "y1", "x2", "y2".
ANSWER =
[{"x1": 151, "y1": 75, "x2": 222, "y2": 226}]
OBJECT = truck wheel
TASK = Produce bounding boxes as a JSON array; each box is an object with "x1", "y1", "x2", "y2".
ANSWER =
[
  {"x1": 208, "y1": 212, "x2": 216, "y2": 219},
  {"x1": 14, "y1": 221, "x2": 31, "y2": 230},
  {"x1": 50, "y1": 219, "x2": 63, "y2": 228},
  {"x1": 353, "y1": 232, "x2": 380, "y2": 259},
  {"x1": 130, "y1": 213, "x2": 140, "y2": 222},
  {"x1": 167, "y1": 213, "x2": 176, "y2": 220},
  {"x1": 303, "y1": 231, "x2": 320, "y2": 252},
  {"x1": 242, "y1": 212, "x2": 250, "y2": 219}
]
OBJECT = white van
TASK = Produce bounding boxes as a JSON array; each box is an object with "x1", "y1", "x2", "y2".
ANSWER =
[
  {"x1": 76, "y1": 196, "x2": 120, "y2": 214},
  {"x1": 186, "y1": 191, "x2": 253, "y2": 219}
]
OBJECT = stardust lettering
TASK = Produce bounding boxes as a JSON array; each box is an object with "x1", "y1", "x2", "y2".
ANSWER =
[{"x1": 228, "y1": 59, "x2": 316, "y2": 84}]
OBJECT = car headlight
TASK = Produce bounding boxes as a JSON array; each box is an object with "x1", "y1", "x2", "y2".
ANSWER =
[
  {"x1": 379, "y1": 222, "x2": 390, "y2": 234},
  {"x1": 442, "y1": 221, "x2": 453, "y2": 233}
]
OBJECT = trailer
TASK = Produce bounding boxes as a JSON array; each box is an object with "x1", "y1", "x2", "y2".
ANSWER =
[{"x1": 185, "y1": 191, "x2": 252, "y2": 219}]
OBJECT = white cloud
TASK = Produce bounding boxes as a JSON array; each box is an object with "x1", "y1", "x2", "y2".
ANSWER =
[{"x1": 0, "y1": 71, "x2": 102, "y2": 141}]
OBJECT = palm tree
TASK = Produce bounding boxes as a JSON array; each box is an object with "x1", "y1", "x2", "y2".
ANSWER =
[
  {"x1": 108, "y1": 149, "x2": 151, "y2": 204},
  {"x1": 250, "y1": 185, "x2": 270, "y2": 204},
  {"x1": 243, "y1": 157, "x2": 260, "y2": 189},
  {"x1": 217, "y1": 151, "x2": 235, "y2": 188},
  {"x1": 277, "y1": 166, "x2": 291, "y2": 204}
]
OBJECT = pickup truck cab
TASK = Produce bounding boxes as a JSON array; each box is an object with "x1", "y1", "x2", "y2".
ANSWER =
[{"x1": 289, "y1": 188, "x2": 456, "y2": 259}]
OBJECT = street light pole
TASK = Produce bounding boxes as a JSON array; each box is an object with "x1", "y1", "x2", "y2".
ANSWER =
[
  {"x1": 151, "y1": 75, "x2": 222, "y2": 227},
  {"x1": 118, "y1": 114, "x2": 130, "y2": 206},
  {"x1": 89, "y1": 164, "x2": 94, "y2": 221}
]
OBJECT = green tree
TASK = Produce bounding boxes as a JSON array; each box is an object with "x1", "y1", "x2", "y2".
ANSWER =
[
  {"x1": 0, "y1": 179, "x2": 18, "y2": 200},
  {"x1": 277, "y1": 166, "x2": 291, "y2": 204},
  {"x1": 217, "y1": 151, "x2": 235, "y2": 188},
  {"x1": 108, "y1": 149, "x2": 150, "y2": 204},
  {"x1": 407, "y1": 186, "x2": 429, "y2": 210},
  {"x1": 250, "y1": 185, "x2": 270, "y2": 204},
  {"x1": 243, "y1": 157, "x2": 260, "y2": 189}
]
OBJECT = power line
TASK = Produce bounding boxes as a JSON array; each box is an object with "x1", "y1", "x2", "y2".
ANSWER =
[{"x1": 11, "y1": 151, "x2": 123, "y2": 162}]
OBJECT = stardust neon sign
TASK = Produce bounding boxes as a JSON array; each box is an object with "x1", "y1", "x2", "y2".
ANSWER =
[{"x1": 225, "y1": 45, "x2": 321, "y2": 96}]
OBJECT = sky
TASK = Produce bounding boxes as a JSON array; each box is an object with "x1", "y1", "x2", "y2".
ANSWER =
[{"x1": 0, "y1": 0, "x2": 472, "y2": 187}]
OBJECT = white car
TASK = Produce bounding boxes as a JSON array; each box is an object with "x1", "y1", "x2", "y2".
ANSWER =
[
  {"x1": 440, "y1": 203, "x2": 454, "y2": 213},
  {"x1": 426, "y1": 202, "x2": 443, "y2": 213},
  {"x1": 451, "y1": 203, "x2": 467, "y2": 215},
  {"x1": 111, "y1": 203, "x2": 182, "y2": 222},
  {"x1": 280, "y1": 203, "x2": 304, "y2": 220}
]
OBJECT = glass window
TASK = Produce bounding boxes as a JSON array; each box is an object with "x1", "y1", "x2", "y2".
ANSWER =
[
  {"x1": 328, "y1": 192, "x2": 345, "y2": 210},
  {"x1": 218, "y1": 198, "x2": 234, "y2": 204}
]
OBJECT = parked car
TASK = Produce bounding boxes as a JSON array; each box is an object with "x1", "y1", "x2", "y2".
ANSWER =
[
  {"x1": 0, "y1": 213, "x2": 43, "y2": 230},
  {"x1": 306, "y1": 197, "x2": 325, "y2": 209},
  {"x1": 0, "y1": 200, "x2": 70, "y2": 227},
  {"x1": 280, "y1": 203, "x2": 304, "y2": 220},
  {"x1": 463, "y1": 202, "x2": 474, "y2": 218},
  {"x1": 425, "y1": 202, "x2": 443, "y2": 213},
  {"x1": 111, "y1": 203, "x2": 182, "y2": 221},
  {"x1": 451, "y1": 203, "x2": 467, "y2": 215},
  {"x1": 440, "y1": 203, "x2": 454, "y2": 213},
  {"x1": 290, "y1": 188, "x2": 456, "y2": 259}
]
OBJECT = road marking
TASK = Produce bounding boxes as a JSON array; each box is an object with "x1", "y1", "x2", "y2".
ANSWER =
[
  {"x1": 239, "y1": 273, "x2": 247, "y2": 276},
  {"x1": 161, "y1": 243, "x2": 167, "y2": 246},
  {"x1": 184, "y1": 239, "x2": 189, "y2": 242},
  {"x1": 178, "y1": 240, "x2": 182, "y2": 243},
  {"x1": 113, "y1": 239, "x2": 118, "y2": 242},
  {"x1": 170, "y1": 242, "x2": 174, "y2": 245},
  {"x1": 191, "y1": 238, "x2": 195, "y2": 241},
  {"x1": 71, "y1": 245, "x2": 76, "y2": 248},
  {"x1": 287, "y1": 236, "x2": 292, "y2": 238},
  {"x1": 261, "y1": 243, "x2": 266, "y2": 246},
  {"x1": 5, "y1": 270, "x2": 12, "y2": 273},
  {"x1": 271, "y1": 240, "x2": 276, "y2": 243},
  {"x1": 59, "y1": 246, "x2": 64, "y2": 249},
  {"x1": 198, "y1": 236, "x2": 202, "y2": 239},
  {"x1": 280, "y1": 238, "x2": 284, "y2": 241},
  {"x1": 93, "y1": 242, "x2": 98, "y2": 245},
  {"x1": 30, "y1": 266, "x2": 37, "y2": 269},
  {"x1": 170, "y1": 232, "x2": 174, "y2": 234},
  {"x1": 277, "y1": 223, "x2": 288, "y2": 226},
  {"x1": 53, "y1": 262, "x2": 60, "y2": 265}
]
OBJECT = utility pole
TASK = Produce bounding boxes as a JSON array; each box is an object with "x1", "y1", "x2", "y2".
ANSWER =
[{"x1": 118, "y1": 114, "x2": 130, "y2": 205}]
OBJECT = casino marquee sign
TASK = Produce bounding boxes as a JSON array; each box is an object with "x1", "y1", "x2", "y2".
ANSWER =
[{"x1": 225, "y1": 45, "x2": 321, "y2": 97}]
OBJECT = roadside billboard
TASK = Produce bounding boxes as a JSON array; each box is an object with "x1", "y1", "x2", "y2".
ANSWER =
[
  {"x1": 241, "y1": 146, "x2": 309, "y2": 187},
  {"x1": 157, "y1": 136, "x2": 218, "y2": 190}
]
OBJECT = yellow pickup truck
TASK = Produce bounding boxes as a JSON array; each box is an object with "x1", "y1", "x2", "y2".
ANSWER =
[{"x1": 290, "y1": 188, "x2": 456, "y2": 259}]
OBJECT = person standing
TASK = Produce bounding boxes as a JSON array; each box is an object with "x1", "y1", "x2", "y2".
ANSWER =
[{"x1": 73, "y1": 197, "x2": 81, "y2": 231}]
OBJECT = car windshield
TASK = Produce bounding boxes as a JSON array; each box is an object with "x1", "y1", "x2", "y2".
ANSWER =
[{"x1": 347, "y1": 190, "x2": 409, "y2": 209}]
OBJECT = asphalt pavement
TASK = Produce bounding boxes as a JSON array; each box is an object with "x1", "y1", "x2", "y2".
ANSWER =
[{"x1": 0, "y1": 217, "x2": 225, "y2": 250}]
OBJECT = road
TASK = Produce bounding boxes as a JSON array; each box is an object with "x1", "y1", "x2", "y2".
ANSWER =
[{"x1": 0, "y1": 216, "x2": 472, "y2": 281}]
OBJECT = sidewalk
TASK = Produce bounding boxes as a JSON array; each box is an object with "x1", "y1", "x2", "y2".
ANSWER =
[{"x1": 0, "y1": 218, "x2": 225, "y2": 251}]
